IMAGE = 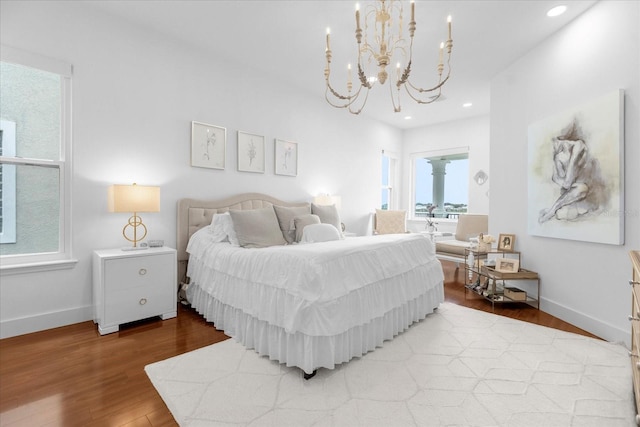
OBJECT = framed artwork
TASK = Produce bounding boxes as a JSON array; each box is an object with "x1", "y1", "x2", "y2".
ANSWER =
[
  {"x1": 527, "y1": 89, "x2": 624, "y2": 245},
  {"x1": 274, "y1": 139, "x2": 298, "y2": 177},
  {"x1": 495, "y1": 258, "x2": 519, "y2": 274},
  {"x1": 497, "y1": 233, "x2": 515, "y2": 251},
  {"x1": 191, "y1": 121, "x2": 226, "y2": 170},
  {"x1": 237, "y1": 131, "x2": 265, "y2": 173}
]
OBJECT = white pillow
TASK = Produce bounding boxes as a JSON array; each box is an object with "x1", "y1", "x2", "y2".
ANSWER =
[
  {"x1": 300, "y1": 223, "x2": 342, "y2": 244},
  {"x1": 293, "y1": 214, "x2": 321, "y2": 243},
  {"x1": 209, "y1": 212, "x2": 239, "y2": 246}
]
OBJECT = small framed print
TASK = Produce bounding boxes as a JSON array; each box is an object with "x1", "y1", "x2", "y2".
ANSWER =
[
  {"x1": 274, "y1": 139, "x2": 298, "y2": 177},
  {"x1": 497, "y1": 233, "x2": 516, "y2": 251},
  {"x1": 191, "y1": 121, "x2": 226, "y2": 170},
  {"x1": 495, "y1": 258, "x2": 519, "y2": 273},
  {"x1": 237, "y1": 131, "x2": 265, "y2": 173}
]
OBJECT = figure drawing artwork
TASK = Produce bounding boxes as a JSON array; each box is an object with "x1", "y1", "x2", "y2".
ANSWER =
[
  {"x1": 191, "y1": 121, "x2": 226, "y2": 170},
  {"x1": 527, "y1": 90, "x2": 624, "y2": 245},
  {"x1": 237, "y1": 131, "x2": 265, "y2": 173},
  {"x1": 274, "y1": 139, "x2": 298, "y2": 176}
]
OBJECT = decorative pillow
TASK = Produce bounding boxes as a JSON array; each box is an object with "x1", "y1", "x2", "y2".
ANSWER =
[
  {"x1": 293, "y1": 214, "x2": 321, "y2": 243},
  {"x1": 375, "y1": 209, "x2": 406, "y2": 234},
  {"x1": 300, "y1": 223, "x2": 342, "y2": 244},
  {"x1": 229, "y1": 207, "x2": 287, "y2": 248},
  {"x1": 311, "y1": 203, "x2": 343, "y2": 237},
  {"x1": 273, "y1": 204, "x2": 311, "y2": 244},
  {"x1": 209, "y1": 212, "x2": 239, "y2": 246}
]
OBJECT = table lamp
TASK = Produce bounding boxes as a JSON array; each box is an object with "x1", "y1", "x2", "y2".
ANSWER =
[{"x1": 108, "y1": 183, "x2": 160, "y2": 250}]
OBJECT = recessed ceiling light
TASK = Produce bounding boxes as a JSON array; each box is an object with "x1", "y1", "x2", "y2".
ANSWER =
[
  {"x1": 547, "y1": 5, "x2": 567, "y2": 17},
  {"x1": 404, "y1": 116, "x2": 412, "y2": 120},
  {"x1": 462, "y1": 102, "x2": 473, "y2": 108}
]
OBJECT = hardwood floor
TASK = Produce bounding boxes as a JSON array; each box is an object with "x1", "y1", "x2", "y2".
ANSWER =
[{"x1": 0, "y1": 260, "x2": 599, "y2": 426}]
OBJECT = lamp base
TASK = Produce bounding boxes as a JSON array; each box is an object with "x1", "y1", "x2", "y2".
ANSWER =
[{"x1": 120, "y1": 246, "x2": 149, "y2": 251}]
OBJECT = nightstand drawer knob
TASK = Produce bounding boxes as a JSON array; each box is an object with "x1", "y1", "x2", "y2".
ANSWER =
[
  {"x1": 139, "y1": 268, "x2": 147, "y2": 276},
  {"x1": 139, "y1": 298, "x2": 147, "y2": 305}
]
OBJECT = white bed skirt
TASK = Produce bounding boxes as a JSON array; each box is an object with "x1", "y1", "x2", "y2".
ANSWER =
[{"x1": 187, "y1": 283, "x2": 444, "y2": 374}]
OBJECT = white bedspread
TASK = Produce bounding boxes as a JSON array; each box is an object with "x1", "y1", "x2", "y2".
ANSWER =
[{"x1": 187, "y1": 231, "x2": 444, "y2": 337}]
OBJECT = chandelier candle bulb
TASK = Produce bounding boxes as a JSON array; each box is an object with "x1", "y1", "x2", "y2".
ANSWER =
[
  {"x1": 326, "y1": 28, "x2": 331, "y2": 50},
  {"x1": 439, "y1": 42, "x2": 443, "y2": 65},
  {"x1": 411, "y1": 0, "x2": 415, "y2": 22},
  {"x1": 356, "y1": 4, "x2": 361, "y2": 30},
  {"x1": 447, "y1": 15, "x2": 452, "y2": 40}
]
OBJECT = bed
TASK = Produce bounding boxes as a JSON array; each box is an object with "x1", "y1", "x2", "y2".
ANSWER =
[{"x1": 177, "y1": 193, "x2": 444, "y2": 377}]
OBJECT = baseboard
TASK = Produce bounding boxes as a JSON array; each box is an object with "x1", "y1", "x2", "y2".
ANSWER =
[
  {"x1": 0, "y1": 305, "x2": 93, "y2": 339},
  {"x1": 541, "y1": 296, "x2": 630, "y2": 348}
]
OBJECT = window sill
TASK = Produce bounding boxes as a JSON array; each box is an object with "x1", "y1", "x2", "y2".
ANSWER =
[{"x1": 0, "y1": 259, "x2": 78, "y2": 276}]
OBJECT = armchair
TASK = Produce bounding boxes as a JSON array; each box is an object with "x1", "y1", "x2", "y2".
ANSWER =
[{"x1": 435, "y1": 214, "x2": 488, "y2": 265}]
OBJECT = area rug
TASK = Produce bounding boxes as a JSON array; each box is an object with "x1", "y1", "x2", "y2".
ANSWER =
[{"x1": 145, "y1": 302, "x2": 634, "y2": 426}]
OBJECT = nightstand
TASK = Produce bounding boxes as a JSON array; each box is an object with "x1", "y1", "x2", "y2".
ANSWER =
[{"x1": 92, "y1": 246, "x2": 177, "y2": 335}]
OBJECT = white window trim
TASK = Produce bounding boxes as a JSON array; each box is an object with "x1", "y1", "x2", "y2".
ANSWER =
[
  {"x1": 409, "y1": 146, "x2": 469, "y2": 220},
  {"x1": 0, "y1": 119, "x2": 17, "y2": 243},
  {"x1": 0, "y1": 45, "x2": 75, "y2": 271},
  {"x1": 382, "y1": 150, "x2": 399, "y2": 211}
]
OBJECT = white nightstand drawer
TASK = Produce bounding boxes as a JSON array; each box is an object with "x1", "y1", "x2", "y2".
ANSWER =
[
  {"x1": 104, "y1": 253, "x2": 174, "y2": 291},
  {"x1": 104, "y1": 286, "x2": 173, "y2": 326}
]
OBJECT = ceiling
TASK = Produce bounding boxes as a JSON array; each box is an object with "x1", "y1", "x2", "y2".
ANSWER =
[{"x1": 88, "y1": 0, "x2": 597, "y2": 130}]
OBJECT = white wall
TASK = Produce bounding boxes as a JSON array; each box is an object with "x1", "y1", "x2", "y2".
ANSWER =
[
  {"x1": 490, "y1": 0, "x2": 640, "y2": 345},
  {"x1": 0, "y1": 2, "x2": 402, "y2": 338},
  {"x1": 401, "y1": 115, "x2": 491, "y2": 232}
]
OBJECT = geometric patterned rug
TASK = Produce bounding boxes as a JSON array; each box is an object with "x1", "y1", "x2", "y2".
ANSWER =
[{"x1": 145, "y1": 302, "x2": 635, "y2": 426}]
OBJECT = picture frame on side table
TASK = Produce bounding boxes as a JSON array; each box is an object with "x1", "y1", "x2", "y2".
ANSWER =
[
  {"x1": 237, "y1": 131, "x2": 265, "y2": 173},
  {"x1": 495, "y1": 258, "x2": 519, "y2": 273},
  {"x1": 274, "y1": 139, "x2": 298, "y2": 176},
  {"x1": 191, "y1": 121, "x2": 226, "y2": 170},
  {"x1": 498, "y1": 233, "x2": 516, "y2": 251}
]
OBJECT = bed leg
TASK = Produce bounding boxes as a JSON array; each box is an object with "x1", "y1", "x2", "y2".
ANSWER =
[{"x1": 303, "y1": 370, "x2": 317, "y2": 380}]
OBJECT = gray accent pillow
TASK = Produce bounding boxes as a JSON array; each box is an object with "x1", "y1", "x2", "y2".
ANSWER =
[
  {"x1": 293, "y1": 214, "x2": 321, "y2": 243},
  {"x1": 229, "y1": 207, "x2": 287, "y2": 248},
  {"x1": 311, "y1": 203, "x2": 343, "y2": 237},
  {"x1": 273, "y1": 204, "x2": 311, "y2": 244}
]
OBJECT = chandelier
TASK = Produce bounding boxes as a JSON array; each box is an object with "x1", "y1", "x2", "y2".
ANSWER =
[{"x1": 324, "y1": 0, "x2": 453, "y2": 114}]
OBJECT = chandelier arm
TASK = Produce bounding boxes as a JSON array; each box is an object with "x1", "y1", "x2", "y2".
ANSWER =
[
  {"x1": 347, "y1": 85, "x2": 372, "y2": 115},
  {"x1": 325, "y1": 84, "x2": 366, "y2": 109},
  {"x1": 405, "y1": 52, "x2": 453, "y2": 94},
  {"x1": 389, "y1": 77, "x2": 402, "y2": 113},
  {"x1": 403, "y1": 84, "x2": 442, "y2": 105}
]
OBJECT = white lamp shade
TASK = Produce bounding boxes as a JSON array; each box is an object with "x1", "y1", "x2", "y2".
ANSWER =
[
  {"x1": 313, "y1": 194, "x2": 341, "y2": 210},
  {"x1": 108, "y1": 184, "x2": 160, "y2": 213}
]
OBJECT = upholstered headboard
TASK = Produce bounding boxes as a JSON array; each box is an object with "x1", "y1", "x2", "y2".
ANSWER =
[{"x1": 176, "y1": 193, "x2": 308, "y2": 282}]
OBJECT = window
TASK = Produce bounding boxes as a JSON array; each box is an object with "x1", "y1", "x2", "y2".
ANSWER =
[
  {"x1": 0, "y1": 46, "x2": 73, "y2": 270},
  {"x1": 381, "y1": 151, "x2": 398, "y2": 210},
  {"x1": 411, "y1": 148, "x2": 469, "y2": 218}
]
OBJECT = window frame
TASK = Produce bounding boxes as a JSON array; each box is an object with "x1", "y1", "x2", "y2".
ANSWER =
[
  {"x1": 0, "y1": 119, "x2": 17, "y2": 244},
  {"x1": 381, "y1": 150, "x2": 399, "y2": 211},
  {"x1": 0, "y1": 45, "x2": 75, "y2": 273},
  {"x1": 409, "y1": 146, "x2": 469, "y2": 220}
]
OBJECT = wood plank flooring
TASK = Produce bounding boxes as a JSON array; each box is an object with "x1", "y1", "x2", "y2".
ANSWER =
[{"x1": 0, "y1": 260, "x2": 600, "y2": 426}]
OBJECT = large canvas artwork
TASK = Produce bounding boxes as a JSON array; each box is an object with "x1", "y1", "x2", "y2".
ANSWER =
[{"x1": 528, "y1": 90, "x2": 624, "y2": 245}]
